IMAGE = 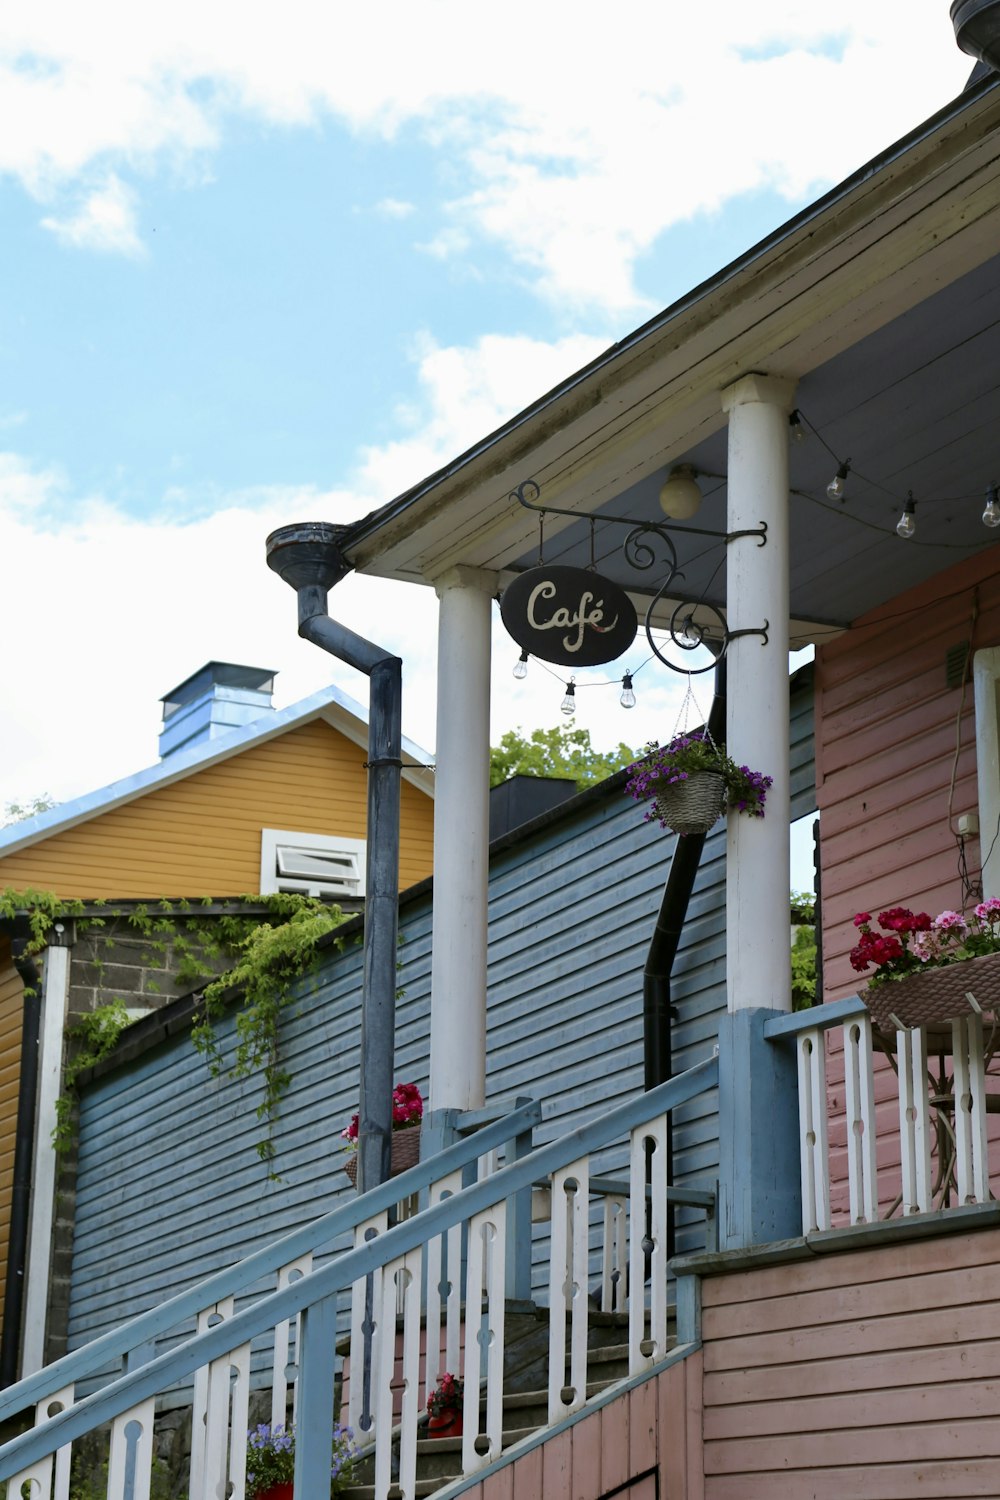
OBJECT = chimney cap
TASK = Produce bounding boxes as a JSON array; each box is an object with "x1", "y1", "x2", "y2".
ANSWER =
[{"x1": 161, "y1": 662, "x2": 276, "y2": 718}]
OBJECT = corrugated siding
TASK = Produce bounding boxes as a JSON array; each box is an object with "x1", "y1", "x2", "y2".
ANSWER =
[
  {"x1": 0, "y1": 720, "x2": 434, "y2": 899},
  {"x1": 67, "y1": 688, "x2": 814, "y2": 1356},
  {"x1": 815, "y1": 550, "x2": 1000, "y2": 1000},
  {"x1": 700, "y1": 1229, "x2": 1000, "y2": 1498},
  {"x1": 0, "y1": 947, "x2": 23, "y2": 1337}
]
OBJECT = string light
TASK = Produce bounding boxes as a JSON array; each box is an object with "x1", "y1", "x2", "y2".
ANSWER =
[
  {"x1": 896, "y1": 493, "x2": 917, "y2": 539},
  {"x1": 789, "y1": 409, "x2": 807, "y2": 444},
  {"x1": 826, "y1": 461, "x2": 850, "y2": 502},
  {"x1": 620, "y1": 672, "x2": 636, "y2": 709},
  {"x1": 984, "y1": 484, "x2": 1000, "y2": 529},
  {"x1": 512, "y1": 649, "x2": 529, "y2": 679},
  {"x1": 560, "y1": 679, "x2": 576, "y2": 715}
]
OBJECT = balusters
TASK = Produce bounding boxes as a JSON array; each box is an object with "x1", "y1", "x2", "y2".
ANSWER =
[
  {"x1": 271, "y1": 1255, "x2": 312, "y2": 1429},
  {"x1": 842, "y1": 1015, "x2": 878, "y2": 1224},
  {"x1": 601, "y1": 1194, "x2": 627, "y2": 1313},
  {"x1": 107, "y1": 1405, "x2": 155, "y2": 1500},
  {"x1": 425, "y1": 1169, "x2": 463, "y2": 1403},
  {"x1": 8, "y1": 1385, "x2": 73, "y2": 1500},
  {"x1": 952, "y1": 1014, "x2": 990, "y2": 1204},
  {"x1": 796, "y1": 1028, "x2": 830, "y2": 1233},
  {"x1": 462, "y1": 1203, "x2": 506, "y2": 1472},
  {"x1": 374, "y1": 1251, "x2": 422, "y2": 1500},
  {"x1": 547, "y1": 1159, "x2": 590, "y2": 1422},
  {"x1": 628, "y1": 1113, "x2": 668, "y2": 1375},
  {"x1": 897, "y1": 1025, "x2": 932, "y2": 1214},
  {"x1": 348, "y1": 1211, "x2": 388, "y2": 1447}
]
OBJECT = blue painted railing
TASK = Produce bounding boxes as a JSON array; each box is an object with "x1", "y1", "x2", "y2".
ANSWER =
[
  {"x1": 0, "y1": 1058, "x2": 718, "y2": 1498},
  {"x1": 0, "y1": 1096, "x2": 540, "y2": 1427}
]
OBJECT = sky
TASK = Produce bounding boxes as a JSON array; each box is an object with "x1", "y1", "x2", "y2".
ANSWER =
[{"x1": 0, "y1": 2, "x2": 974, "y2": 880}]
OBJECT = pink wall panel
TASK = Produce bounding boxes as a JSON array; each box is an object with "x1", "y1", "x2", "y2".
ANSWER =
[
  {"x1": 701, "y1": 1227, "x2": 1000, "y2": 1499},
  {"x1": 816, "y1": 547, "x2": 1000, "y2": 999}
]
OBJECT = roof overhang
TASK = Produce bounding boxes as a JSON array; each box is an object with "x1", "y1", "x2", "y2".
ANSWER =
[{"x1": 338, "y1": 76, "x2": 1000, "y2": 644}]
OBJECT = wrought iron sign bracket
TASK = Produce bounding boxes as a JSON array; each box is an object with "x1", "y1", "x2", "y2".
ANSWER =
[{"x1": 508, "y1": 479, "x2": 770, "y2": 674}]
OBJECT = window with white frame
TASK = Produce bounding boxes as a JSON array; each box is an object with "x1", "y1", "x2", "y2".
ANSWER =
[{"x1": 260, "y1": 829, "x2": 366, "y2": 903}]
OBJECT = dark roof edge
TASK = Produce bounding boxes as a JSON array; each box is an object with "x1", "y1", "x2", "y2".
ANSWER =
[{"x1": 340, "y1": 79, "x2": 998, "y2": 556}]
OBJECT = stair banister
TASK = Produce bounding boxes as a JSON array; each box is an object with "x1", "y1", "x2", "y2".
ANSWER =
[
  {"x1": 0, "y1": 1055, "x2": 718, "y2": 1483},
  {"x1": 0, "y1": 1096, "x2": 541, "y2": 1425}
]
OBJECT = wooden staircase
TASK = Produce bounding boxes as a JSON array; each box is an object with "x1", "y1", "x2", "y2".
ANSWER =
[{"x1": 343, "y1": 1307, "x2": 671, "y2": 1499}]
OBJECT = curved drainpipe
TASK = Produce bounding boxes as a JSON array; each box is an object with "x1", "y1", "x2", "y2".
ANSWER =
[
  {"x1": 1, "y1": 937, "x2": 41, "y2": 1388},
  {"x1": 266, "y1": 522, "x2": 402, "y2": 1195},
  {"x1": 643, "y1": 659, "x2": 726, "y2": 1254}
]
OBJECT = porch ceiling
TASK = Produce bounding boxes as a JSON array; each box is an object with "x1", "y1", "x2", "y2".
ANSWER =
[{"x1": 342, "y1": 81, "x2": 1000, "y2": 643}]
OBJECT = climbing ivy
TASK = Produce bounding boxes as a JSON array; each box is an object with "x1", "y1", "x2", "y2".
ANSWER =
[{"x1": 1, "y1": 888, "x2": 350, "y2": 1170}]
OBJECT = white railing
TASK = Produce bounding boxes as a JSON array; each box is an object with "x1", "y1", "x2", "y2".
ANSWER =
[
  {"x1": 766, "y1": 996, "x2": 996, "y2": 1234},
  {"x1": 0, "y1": 1060, "x2": 718, "y2": 1500}
]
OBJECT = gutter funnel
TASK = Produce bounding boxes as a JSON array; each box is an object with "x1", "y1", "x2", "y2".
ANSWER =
[
  {"x1": 952, "y1": 0, "x2": 1000, "y2": 70},
  {"x1": 266, "y1": 522, "x2": 402, "y2": 1195}
]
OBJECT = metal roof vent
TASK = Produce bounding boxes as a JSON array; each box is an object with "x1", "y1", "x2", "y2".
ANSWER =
[{"x1": 159, "y1": 662, "x2": 277, "y2": 759}]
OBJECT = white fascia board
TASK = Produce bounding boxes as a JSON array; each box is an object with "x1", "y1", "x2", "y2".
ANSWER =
[{"x1": 0, "y1": 683, "x2": 433, "y2": 860}]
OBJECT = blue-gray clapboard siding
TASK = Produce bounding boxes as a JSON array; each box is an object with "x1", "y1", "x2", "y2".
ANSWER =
[{"x1": 67, "y1": 670, "x2": 814, "y2": 1361}]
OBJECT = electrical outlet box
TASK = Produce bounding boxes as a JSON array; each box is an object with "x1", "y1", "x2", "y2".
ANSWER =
[{"x1": 958, "y1": 812, "x2": 980, "y2": 837}]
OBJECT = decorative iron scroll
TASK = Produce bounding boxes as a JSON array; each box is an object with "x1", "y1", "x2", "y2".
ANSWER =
[{"x1": 508, "y1": 479, "x2": 768, "y2": 675}]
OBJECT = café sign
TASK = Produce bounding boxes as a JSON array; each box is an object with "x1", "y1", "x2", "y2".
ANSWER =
[{"x1": 501, "y1": 565, "x2": 637, "y2": 668}]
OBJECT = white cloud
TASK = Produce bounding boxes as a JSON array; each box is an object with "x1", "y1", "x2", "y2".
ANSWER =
[
  {"x1": 0, "y1": 3, "x2": 971, "y2": 304},
  {"x1": 375, "y1": 197, "x2": 416, "y2": 219},
  {"x1": 40, "y1": 173, "x2": 144, "y2": 255},
  {"x1": 0, "y1": 328, "x2": 616, "y2": 803}
]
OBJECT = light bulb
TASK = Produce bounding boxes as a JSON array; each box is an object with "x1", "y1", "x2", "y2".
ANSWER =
[
  {"x1": 560, "y1": 680, "x2": 576, "y2": 715},
  {"x1": 680, "y1": 615, "x2": 701, "y2": 646},
  {"x1": 984, "y1": 485, "x2": 1000, "y2": 529},
  {"x1": 658, "y1": 465, "x2": 702, "y2": 520},
  {"x1": 513, "y1": 649, "x2": 529, "y2": 679},
  {"x1": 826, "y1": 462, "x2": 849, "y2": 502},
  {"x1": 789, "y1": 410, "x2": 807, "y2": 444},
  {"x1": 896, "y1": 495, "x2": 917, "y2": 539},
  {"x1": 620, "y1": 673, "x2": 636, "y2": 709}
]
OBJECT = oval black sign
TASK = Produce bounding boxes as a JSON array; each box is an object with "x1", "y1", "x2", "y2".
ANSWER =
[{"x1": 501, "y1": 565, "x2": 637, "y2": 668}]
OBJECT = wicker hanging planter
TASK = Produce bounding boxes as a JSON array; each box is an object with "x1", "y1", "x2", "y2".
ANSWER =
[
  {"x1": 647, "y1": 772, "x2": 725, "y2": 836},
  {"x1": 344, "y1": 1127, "x2": 421, "y2": 1186},
  {"x1": 863, "y1": 951, "x2": 1000, "y2": 1030}
]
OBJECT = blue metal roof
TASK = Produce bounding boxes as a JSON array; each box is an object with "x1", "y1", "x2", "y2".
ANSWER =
[{"x1": 0, "y1": 682, "x2": 434, "y2": 860}]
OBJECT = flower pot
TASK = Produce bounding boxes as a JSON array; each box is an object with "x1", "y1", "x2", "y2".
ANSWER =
[
  {"x1": 428, "y1": 1409, "x2": 463, "y2": 1438},
  {"x1": 251, "y1": 1485, "x2": 294, "y2": 1500},
  {"x1": 650, "y1": 772, "x2": 725, "y2": 835},
  {"x1": 344, "y1": 1126, "x2": 421, "y2": 1185},
  {"x1": 863, "y1": 951, "x2": 1000, "y2": 1030}
]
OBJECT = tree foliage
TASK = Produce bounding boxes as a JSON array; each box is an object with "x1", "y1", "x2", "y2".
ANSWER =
[
  {"x1": 2, "y1": 794, "x2": 57, "y2": 827},
  {"x1": 489, "y1": 725, "x2": 640, "y2": 790}
]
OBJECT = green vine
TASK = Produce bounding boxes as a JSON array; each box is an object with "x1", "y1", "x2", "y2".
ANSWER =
[
  {"x1": 2, "y1": 887, "x2": 350, "y2": 1172},
  {"x1": 190, "y1": 895, "x2": 349, "y2": 1169},
  {"x1": 53, "y1": 1001, "x2": 132, "y2": 1154}
]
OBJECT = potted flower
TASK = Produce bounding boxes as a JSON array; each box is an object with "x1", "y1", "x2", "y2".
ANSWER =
[
  {"x1": 850, "y1": 901, "x2": 1000, "y2": 1028},
  {"x1": 625, "y1": 731, "x2": 772, "y2": 835},
  {"x1": 426, "y1": 1371, "x2": 464, "y2": 1437},
  {"x1": 245, "y1": 1421, "x2": 356, "y2": 1500},
  {"x1": 341, "y1": 1080, "x2": 423, "y2": 1185}
]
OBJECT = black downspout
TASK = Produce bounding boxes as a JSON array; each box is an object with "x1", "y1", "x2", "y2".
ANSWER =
[
  {"x1": 643, "y1": 658, "x2": 726, "y2": 1254},
  {"x1": 266, "y1": 523, "x2": 402, "y2": 1195},
  {"x1": 1, "y1": 939, "x2": 41, "y2": 1388}
]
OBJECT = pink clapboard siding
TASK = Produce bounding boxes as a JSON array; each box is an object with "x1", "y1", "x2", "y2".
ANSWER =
[
  {"x1": 700, "y1": 1227, "x2": 1000, "y2": 1499},
  {"x1": 815, "y1": 548, "x2": 1000, "y2": 1213},
  {"x1": 457, "y1": 1353, "x2": 702, "y2": 1500},
  {"x1": 815, "y1": 547, "x2": 1000, "y2": 998}
]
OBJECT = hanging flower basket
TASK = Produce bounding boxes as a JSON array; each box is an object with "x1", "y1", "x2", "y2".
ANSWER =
[
  {"x1": 852, "y1": 903, "x2": 1000, "y2": 1030},
  {"x1": 863, "y1": 951, "x2": 1000, "y2": 1029},
  {"x1": 344, "y1": 1126, "x2": 421, "y2": 1186},
  {"x1": 644, "y1": 771, "x2": 725, "y2": 835}
]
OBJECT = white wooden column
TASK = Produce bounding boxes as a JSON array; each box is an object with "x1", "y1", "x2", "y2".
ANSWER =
[
  {"x1": 721, "y1": 373, "x2": 796, "y2": 1015},
  {"x1": 22, "y1": 931, "x2": 72, "y2": 1375},
  {"x1": 429, "y1": 567, "x2": 496, "y2": 1111}
]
